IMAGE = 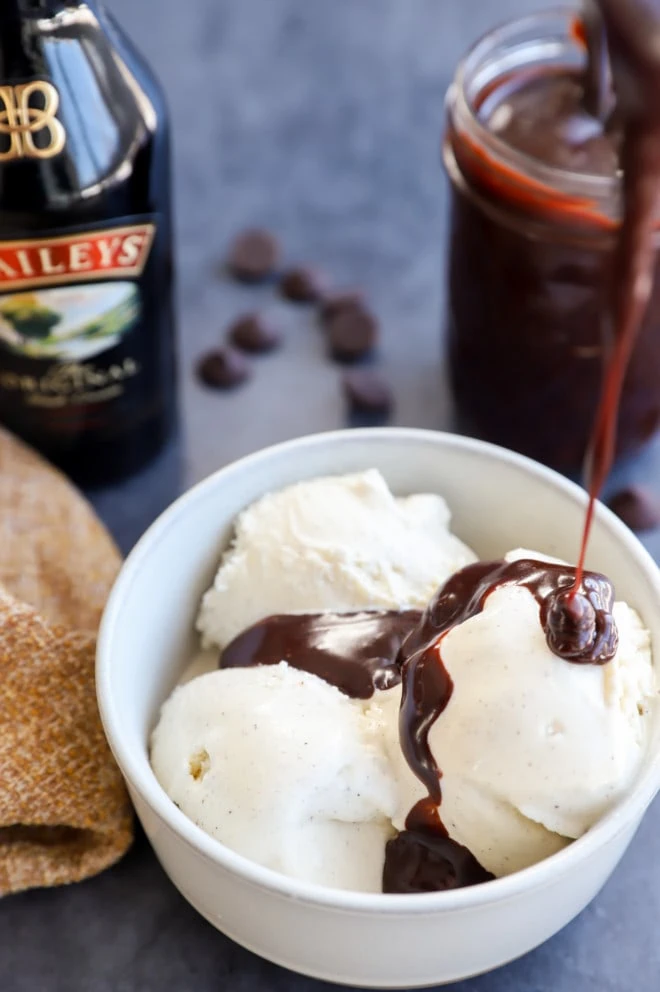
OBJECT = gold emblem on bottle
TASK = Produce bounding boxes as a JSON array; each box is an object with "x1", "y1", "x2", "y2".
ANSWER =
[{"x1": 0, "y1": 81, "x2": 66, "y2": 161}]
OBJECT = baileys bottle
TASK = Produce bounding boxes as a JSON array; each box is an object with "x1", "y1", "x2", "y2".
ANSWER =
[{"x1": 0, "y1": 0, "x2": 177, "y2": 485}]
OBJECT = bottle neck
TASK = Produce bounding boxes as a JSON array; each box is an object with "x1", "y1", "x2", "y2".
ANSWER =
[{"x1": 0, "y1": 0, "x2": 101, "y2": 81}]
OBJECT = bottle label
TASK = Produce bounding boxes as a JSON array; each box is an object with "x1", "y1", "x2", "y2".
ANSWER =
[{"x1": 0, "y1": 219, "x2": 158, "y2": 418}]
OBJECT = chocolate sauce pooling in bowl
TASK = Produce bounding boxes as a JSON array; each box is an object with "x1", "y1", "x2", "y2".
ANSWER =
[
  {"x1": 220, "y1": 610, "x2": 421, "y2": 699},
  {"x1": 383, "y1": 797, "x2": 494, "y2": 893}
]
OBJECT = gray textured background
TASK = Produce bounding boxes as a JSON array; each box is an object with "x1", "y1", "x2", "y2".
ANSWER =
[{"x1": 4, "y1": 0, "x2": 660, "y2": 989}]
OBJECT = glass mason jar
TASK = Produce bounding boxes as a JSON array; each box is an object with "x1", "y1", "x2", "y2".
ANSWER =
[{"x1": 444, "y1": 10, "x2": 660, "y2": 473}]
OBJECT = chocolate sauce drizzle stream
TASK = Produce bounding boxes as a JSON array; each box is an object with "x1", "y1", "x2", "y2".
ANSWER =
[
  {"x1": 383, "y1": 558, "x2": 618, "y2": 894},
  {"x1": 574, "y1": 0, "x2": 660, "y2": 593},
  {"x1": 581, "y1": 0, "x2": 614, "y2": 122}
]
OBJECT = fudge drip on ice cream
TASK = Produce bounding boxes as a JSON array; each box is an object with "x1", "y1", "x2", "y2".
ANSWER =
[{"x1": 383, "y1": 558, "x2": 620, "y2": 894}]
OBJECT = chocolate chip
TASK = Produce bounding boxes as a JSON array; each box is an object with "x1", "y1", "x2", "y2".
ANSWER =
[
  {"x1": 196, "y1": 347, "x2": 251, "y2": 389},
  {"x1": 226, "y1": 229, "x2": 279, "y2": 283},
  {"x1": 320, "y1": 290, "x2": 364, "y2": 324},
  {"x1": 228, "y1": 313, "x2": 282, "y2": 354},
  {"x1": 279, "y1": 267, "x2": 327, "y2": 304},
  {"x1": 607, "y1": 486, "x2": 660, "y2": 532},
  {"x1": 342, "y1": 368, "x2": 393, "y2": 416},
  {"x1": 326, "y1": 304, "x2": 378, "y2": 362}
]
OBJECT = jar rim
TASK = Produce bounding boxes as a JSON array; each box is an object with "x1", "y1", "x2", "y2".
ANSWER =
[{"x1": 450, "y1": 6, "x2": 619, "y2": 205}]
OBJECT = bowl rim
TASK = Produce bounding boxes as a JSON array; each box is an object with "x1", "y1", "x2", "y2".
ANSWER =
[{"x1": 97, "y1": 426, "x2": 660, "y2": 914}]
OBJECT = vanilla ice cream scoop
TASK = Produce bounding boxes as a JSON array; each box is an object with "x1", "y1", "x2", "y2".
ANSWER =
[
  {"x1": 197, "y1": 469, "x2": 476, "y2": 649},
  {"x1": 151, "y1": 662, "x2": 398, "y2": 892},
  {"x1": 386, "y1": 549, "x2": 656, "y2": 877}
]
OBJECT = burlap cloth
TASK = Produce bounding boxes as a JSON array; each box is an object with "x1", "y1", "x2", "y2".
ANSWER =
[{"x1": 0, "y1": 426, "x2": 133, "y2": 895}]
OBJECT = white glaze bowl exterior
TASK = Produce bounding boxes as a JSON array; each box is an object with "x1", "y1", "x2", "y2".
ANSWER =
[{"x1": 97, "y1": 429, "x2": 660, "y2": 988}]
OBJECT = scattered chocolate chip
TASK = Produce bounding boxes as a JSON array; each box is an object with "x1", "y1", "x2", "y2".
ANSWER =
[
  {"x1": 226, "y1": 229, "x2": 279, "y2": 283},
  {"x1": 228, "y1": 312, "x2": 282, "y2": 354},
  {"x1": 320, "y1": 290, "x2": 364, "y2": 324},
  {"x1": 342, "y1": 368, "x2": 393, "y2": 416},
  {"x1": 196, "y1": 347, "x2": 251, "y2": 390},
  {"x1": 607, "y1": 486, "x2": 660, "y2": 532},
  {"x1": 280, "y1": 267, "x2": 327, "y2": 304},
  {"x1": 326, "y1": 304, "x2": 378, "y2": 362}
]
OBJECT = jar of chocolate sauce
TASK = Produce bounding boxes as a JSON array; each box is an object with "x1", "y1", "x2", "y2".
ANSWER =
[{"x1": 444, "y1": 10, "x2": 660, "y2": 473}]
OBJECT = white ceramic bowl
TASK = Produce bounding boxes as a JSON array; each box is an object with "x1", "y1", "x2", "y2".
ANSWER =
[{"x1": 97, "y1": 428, "x2": 660, "y2": 988}]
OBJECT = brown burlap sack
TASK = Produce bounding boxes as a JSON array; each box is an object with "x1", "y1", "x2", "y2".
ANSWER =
[{"x1": 0, "y1": 427, "x2": 133, "y2": 895}]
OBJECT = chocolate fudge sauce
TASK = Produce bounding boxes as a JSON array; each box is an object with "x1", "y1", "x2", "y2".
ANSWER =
[
  {"x1": 220, "y1": 610, "x2": 421, "y2": 699},
  {"x1": 482, "y1": 70, "x2": 619, "y2": 175},
  {"x1": 383, "y1": 797, "x2": 494, "y2": 893}
]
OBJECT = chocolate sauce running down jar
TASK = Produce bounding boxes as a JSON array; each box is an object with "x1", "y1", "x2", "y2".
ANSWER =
[{"x1": 444, "y1": 10, "x2": 660, "y2": 473}]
